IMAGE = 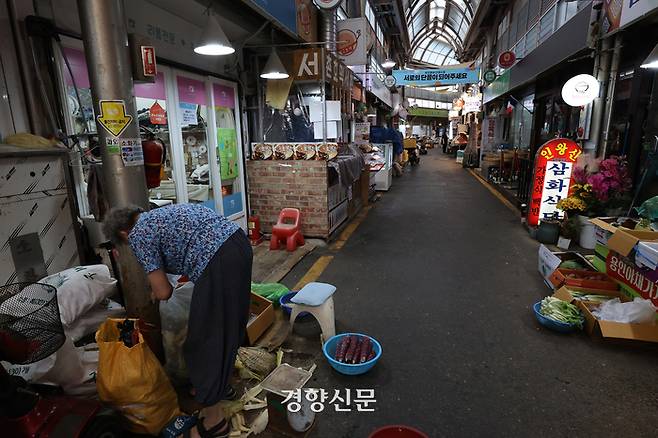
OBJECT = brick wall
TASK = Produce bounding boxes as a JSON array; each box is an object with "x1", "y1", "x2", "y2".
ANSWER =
[{"x1": 247, "y1": 160, "x2": 330, "y2": 238}]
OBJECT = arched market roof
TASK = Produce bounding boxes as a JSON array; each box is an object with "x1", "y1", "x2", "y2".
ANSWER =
[{"x1": 405, "y1": 0, "x2": 478, "y2": 66}]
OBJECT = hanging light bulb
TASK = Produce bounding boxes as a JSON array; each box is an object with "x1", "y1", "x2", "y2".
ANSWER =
[
  {"x1": 381, "y1": 57, "x2": 396, "y2": 69},
  {"x1": 194, "y1": 11, "x2": 235, "y2": 56},
  {"x1": 260, "y1": 48, "x2": 289, "y2": 80}
]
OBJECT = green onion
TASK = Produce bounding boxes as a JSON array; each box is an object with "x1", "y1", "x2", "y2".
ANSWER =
[{"x1": 539, "y1": 296, "x2": 584, "y2": 329}]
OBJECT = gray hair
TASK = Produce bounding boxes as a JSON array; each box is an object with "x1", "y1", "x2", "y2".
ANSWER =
[{"x1": 102, "y1": 205, "x2": 144, "y2": 245}]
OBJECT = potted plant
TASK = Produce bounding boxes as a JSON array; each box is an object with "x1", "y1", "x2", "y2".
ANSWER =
[{"x1": 557, "y1": 156, "x2": 632, "y2": 249}]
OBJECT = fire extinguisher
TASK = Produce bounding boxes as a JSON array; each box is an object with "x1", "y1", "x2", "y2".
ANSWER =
[
  {"x1": 142, "y1": 131, "x2": 166, "y2": 189},
  {"x1": 248, "y1": 214, "x2": 262, "y2": 245}
]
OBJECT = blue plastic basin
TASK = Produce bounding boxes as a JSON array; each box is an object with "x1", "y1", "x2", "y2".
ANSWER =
[
  {"x1": 279, "y1": 292, "x2": 310, "y2": 318},
  {"x1": 533, "y1": 301, "x2": 583, "y2": 333},
  {"x1": 323, "y1": 333, "x2": 382, "y2": 376}
]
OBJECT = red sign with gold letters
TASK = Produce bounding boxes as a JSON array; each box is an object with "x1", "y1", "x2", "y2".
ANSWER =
[{"x1": 527, "y1": 138, "x2": 582, "y2": 227}]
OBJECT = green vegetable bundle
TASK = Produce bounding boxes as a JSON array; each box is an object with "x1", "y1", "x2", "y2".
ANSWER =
[{"x1": 540, "y1": 296, "x2": 584, "y2": 329}]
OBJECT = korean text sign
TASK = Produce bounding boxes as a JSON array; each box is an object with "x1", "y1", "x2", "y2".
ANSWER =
[
  {"x1": 527, "y1": 138, "x2": 582, "y2": 227},
  {"x1": 392, "y1": 67, "x2": 479, "y2": 86}
]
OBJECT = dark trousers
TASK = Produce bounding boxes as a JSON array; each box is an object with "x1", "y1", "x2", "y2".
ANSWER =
[{"x1": 184, "y1": 230, "x2": 253, "y2": 406}]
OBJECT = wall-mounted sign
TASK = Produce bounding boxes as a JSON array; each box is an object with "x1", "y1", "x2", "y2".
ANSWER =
[
  {"x1": 354, "y1": 122, "x2": 370, "y2": 144},
  {"x1": 463, "y1": 95, "x2": 482, "y2": 113},
  {"x1": 408, "y1": 107, "x2": 449, "y2": 118},
  {"x1": 561, "y1": 74, "x2": 600, "y2": 107},
  {"x1": 392, "y1": 66, "x2": 480, "y2": 86},
  {"x1": 315, "y1": 0, "x2": 342, "y2": 9},
  {"x1": 296, "y1": 0, "x2": 318, "y2": 43},
  {"x1": 141, "y1": 46, "x2": 157, "y2": 77},
  {"x1": 384, "y1": 75, "x2": 396, "y2": 87},
  {"x1": 483, "y1": 69, "x2": 497, "y2": 83},
  {"x1": 96, "y1": 100, "x2": 133, "y2": 137},
  {"x1": 620, "y1": 0, "x2": 658, "y2": 28},
  {"x1": 498, "y1": 51, "x2": 516, "y2": 68},
  {"x1": 337, "y1": 18, "x2": 367, "y2": 66},
  {"x1": 528, "y1": 138, "x2": 583, "y2": 227},
  {"x1": 293, "y1": 48, "x2": 323, "y2": 80}
]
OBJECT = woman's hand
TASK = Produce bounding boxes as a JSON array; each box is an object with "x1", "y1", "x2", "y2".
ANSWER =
[{"x1": 147, "y1": 269, "x2": 173, "y2": 301}]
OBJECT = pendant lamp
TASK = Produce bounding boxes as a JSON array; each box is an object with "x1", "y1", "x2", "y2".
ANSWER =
[
  {"x1": 381, "y1": 58, "x2": 396, "y2": 69},
  {"x1": 194, "y1": 10, "x2": 235, "y2": 56},
  {"x1": 641, "y1": 43, "x2": 658, "y2": 69},
  {"x1": 260, "y1": 48, "x2": 289, "y2": 80}
]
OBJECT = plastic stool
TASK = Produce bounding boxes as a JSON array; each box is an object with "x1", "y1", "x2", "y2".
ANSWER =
[
  {"x1": 270, "y1": 208, "x2": 305, "y2": 252},
  {"x1": 289, "y1": 282, "x2": 336, "y2": 343}
]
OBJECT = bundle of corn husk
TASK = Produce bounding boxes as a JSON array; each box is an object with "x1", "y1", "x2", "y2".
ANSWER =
[
  {"x1": 222, "y1": 385, "x2": 268, "y2": 437},
  {"x1": 236, "y1": 347, "x2": 276, "y2": 380}
]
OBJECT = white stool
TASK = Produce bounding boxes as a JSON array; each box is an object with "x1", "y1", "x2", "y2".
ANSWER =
[{"x1": 289, "y1": 282, "x2": 336, "y2": 343}]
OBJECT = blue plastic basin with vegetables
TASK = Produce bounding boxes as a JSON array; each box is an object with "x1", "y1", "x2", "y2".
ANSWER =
[
  {"x1": 323, "y1": 333, "x2": 382, "y2": 375},
  {"x1": 533, "y1": 297, "x2": 584, "y2": 333}
]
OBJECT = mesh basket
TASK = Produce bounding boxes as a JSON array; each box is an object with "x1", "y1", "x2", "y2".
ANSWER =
[{"x1": 0, "y1": 282, "x2": 64, "y2": 365}]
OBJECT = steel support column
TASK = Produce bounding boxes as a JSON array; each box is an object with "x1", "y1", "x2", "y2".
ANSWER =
[{"x1": 77, "y1": 0, "x2": 162, "y2": 361}]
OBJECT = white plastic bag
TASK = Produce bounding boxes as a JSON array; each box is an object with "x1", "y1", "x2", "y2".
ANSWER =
[
  {"x1": 2, "y1": 336, "x2": 98, "y2": 395},
  {"x1": 593, "y1": 297, "x2": 657, "y2": 324},
  {"x1": 65, "y1": 299, "x2": 125, "y2": 342},
  {"x1": 159, "y1": 281, "x2": 194, "y2": 380},
  {"x1": 39, "y1": 265, "x2": 118, "y2": 325}
]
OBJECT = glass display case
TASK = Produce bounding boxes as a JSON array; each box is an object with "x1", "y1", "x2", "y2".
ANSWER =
[{"x1": 368, "y1": 143, "x2": 393, "y2": 191}]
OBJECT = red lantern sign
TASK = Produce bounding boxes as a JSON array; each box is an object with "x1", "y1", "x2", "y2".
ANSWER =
[
  {"x1": 498, "y1": 51, "x2": 516, "y2": 69},
  {"x1": 149, "y1": 101, "x2": 167, "y2": 125},
  {"x1": 527, "y1": 138, "x2": 582, "y2": 227}
]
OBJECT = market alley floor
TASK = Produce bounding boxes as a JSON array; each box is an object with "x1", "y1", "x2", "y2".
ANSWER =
[{"x1": 279, "y1": 151, "x2": 658, "y2": 438}]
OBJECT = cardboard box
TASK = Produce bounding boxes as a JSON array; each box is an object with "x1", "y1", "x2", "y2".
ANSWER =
[
  {"x1": 247, "y1": 293, "x2": 275, "y2": 345},
  {"x1": 538, "y1": 244, "x2": 597, "y2": 289},
  {"x1": 551, "y1": 286, "x2": 658, "y2": 342},
  {"x1": 605, "y1": 250, "x2": 658, "y2": 311},
  {"x1": 553, "y1": 285, "x2": 624, "y2": 303},
  {"x1": 576, "y1": 300, "x2": 658, "y2": 342},
  {"x1": 590, "y1": 217, "x2": 638, "y2": 247},
  {"x1": 606, "y1": 228, "x2": 658, "y2": 257},
  {"x1": 549, "y1": 268, "x2": 619, "y2": 291}
]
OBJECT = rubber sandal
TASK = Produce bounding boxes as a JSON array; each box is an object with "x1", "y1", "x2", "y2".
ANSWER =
[
  {"x1": 190, "y1": 385, "x2": 237, "y2": 401},
  {"x1": 197, "y1": 417, "x2": 229, "y2": 438},
  {"x1": 223, "y1": 385, "x2": 238, "y2": 401}
]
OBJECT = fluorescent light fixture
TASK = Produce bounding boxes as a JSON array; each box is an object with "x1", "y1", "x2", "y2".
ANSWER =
[
  {"x1": 260, "y1": 48, "x2": 289, "y2": 80},
  {"x1": 561, "y1": 74, "x2": 600, "y2": 107},
  {"x1": 367, "y1": 113, "x2": 377, "y2": 117},
  {"x1": 381, "y1": 58, "x2": 396, "y2": 69},
  {"x1": 641, "y1": 43, "x2": 658, "y2": 69},
  {"x1": 194, "y1": 14, "x2": 235, "y2": 56}
]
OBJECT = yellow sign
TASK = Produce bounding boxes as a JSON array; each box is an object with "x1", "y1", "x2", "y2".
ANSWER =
[{"x1": 96, "y1": 100, "x2": 133, "y2": 137}]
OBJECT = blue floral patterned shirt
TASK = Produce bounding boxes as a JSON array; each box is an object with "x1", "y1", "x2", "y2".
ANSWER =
[{"x1": 128, "y1": 204, "x2": 240, "y2": 283}]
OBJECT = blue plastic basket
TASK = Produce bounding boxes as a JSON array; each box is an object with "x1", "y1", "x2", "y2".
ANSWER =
[
  {"x1": 533, "y1": 301, "x2": 583, "y2": 333},
  {"x1": 279, "y1": 292, "x2": 310, "y2": 318},
  {"x1": 323, "y1": 333, "x2": 382, "y2": 376}
]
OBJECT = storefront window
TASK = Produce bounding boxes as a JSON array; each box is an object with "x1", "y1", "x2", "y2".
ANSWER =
[
  {"x1": 510, "y1": 95, "x2": 534, "y2": 150},
  {"x1": 213, "y1": 83, "x2": 243, "y2": 217},
  {"x1": 176, "y1": 75, "x2": 213, "y2": 210},
  {"x1": 134, "y1": 72, "x2": 176, "y2": 202}
]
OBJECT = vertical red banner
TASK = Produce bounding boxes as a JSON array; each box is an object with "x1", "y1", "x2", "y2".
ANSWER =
[{"x1": 527, "y1": 138, "x2": 582, "y2": 227}]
